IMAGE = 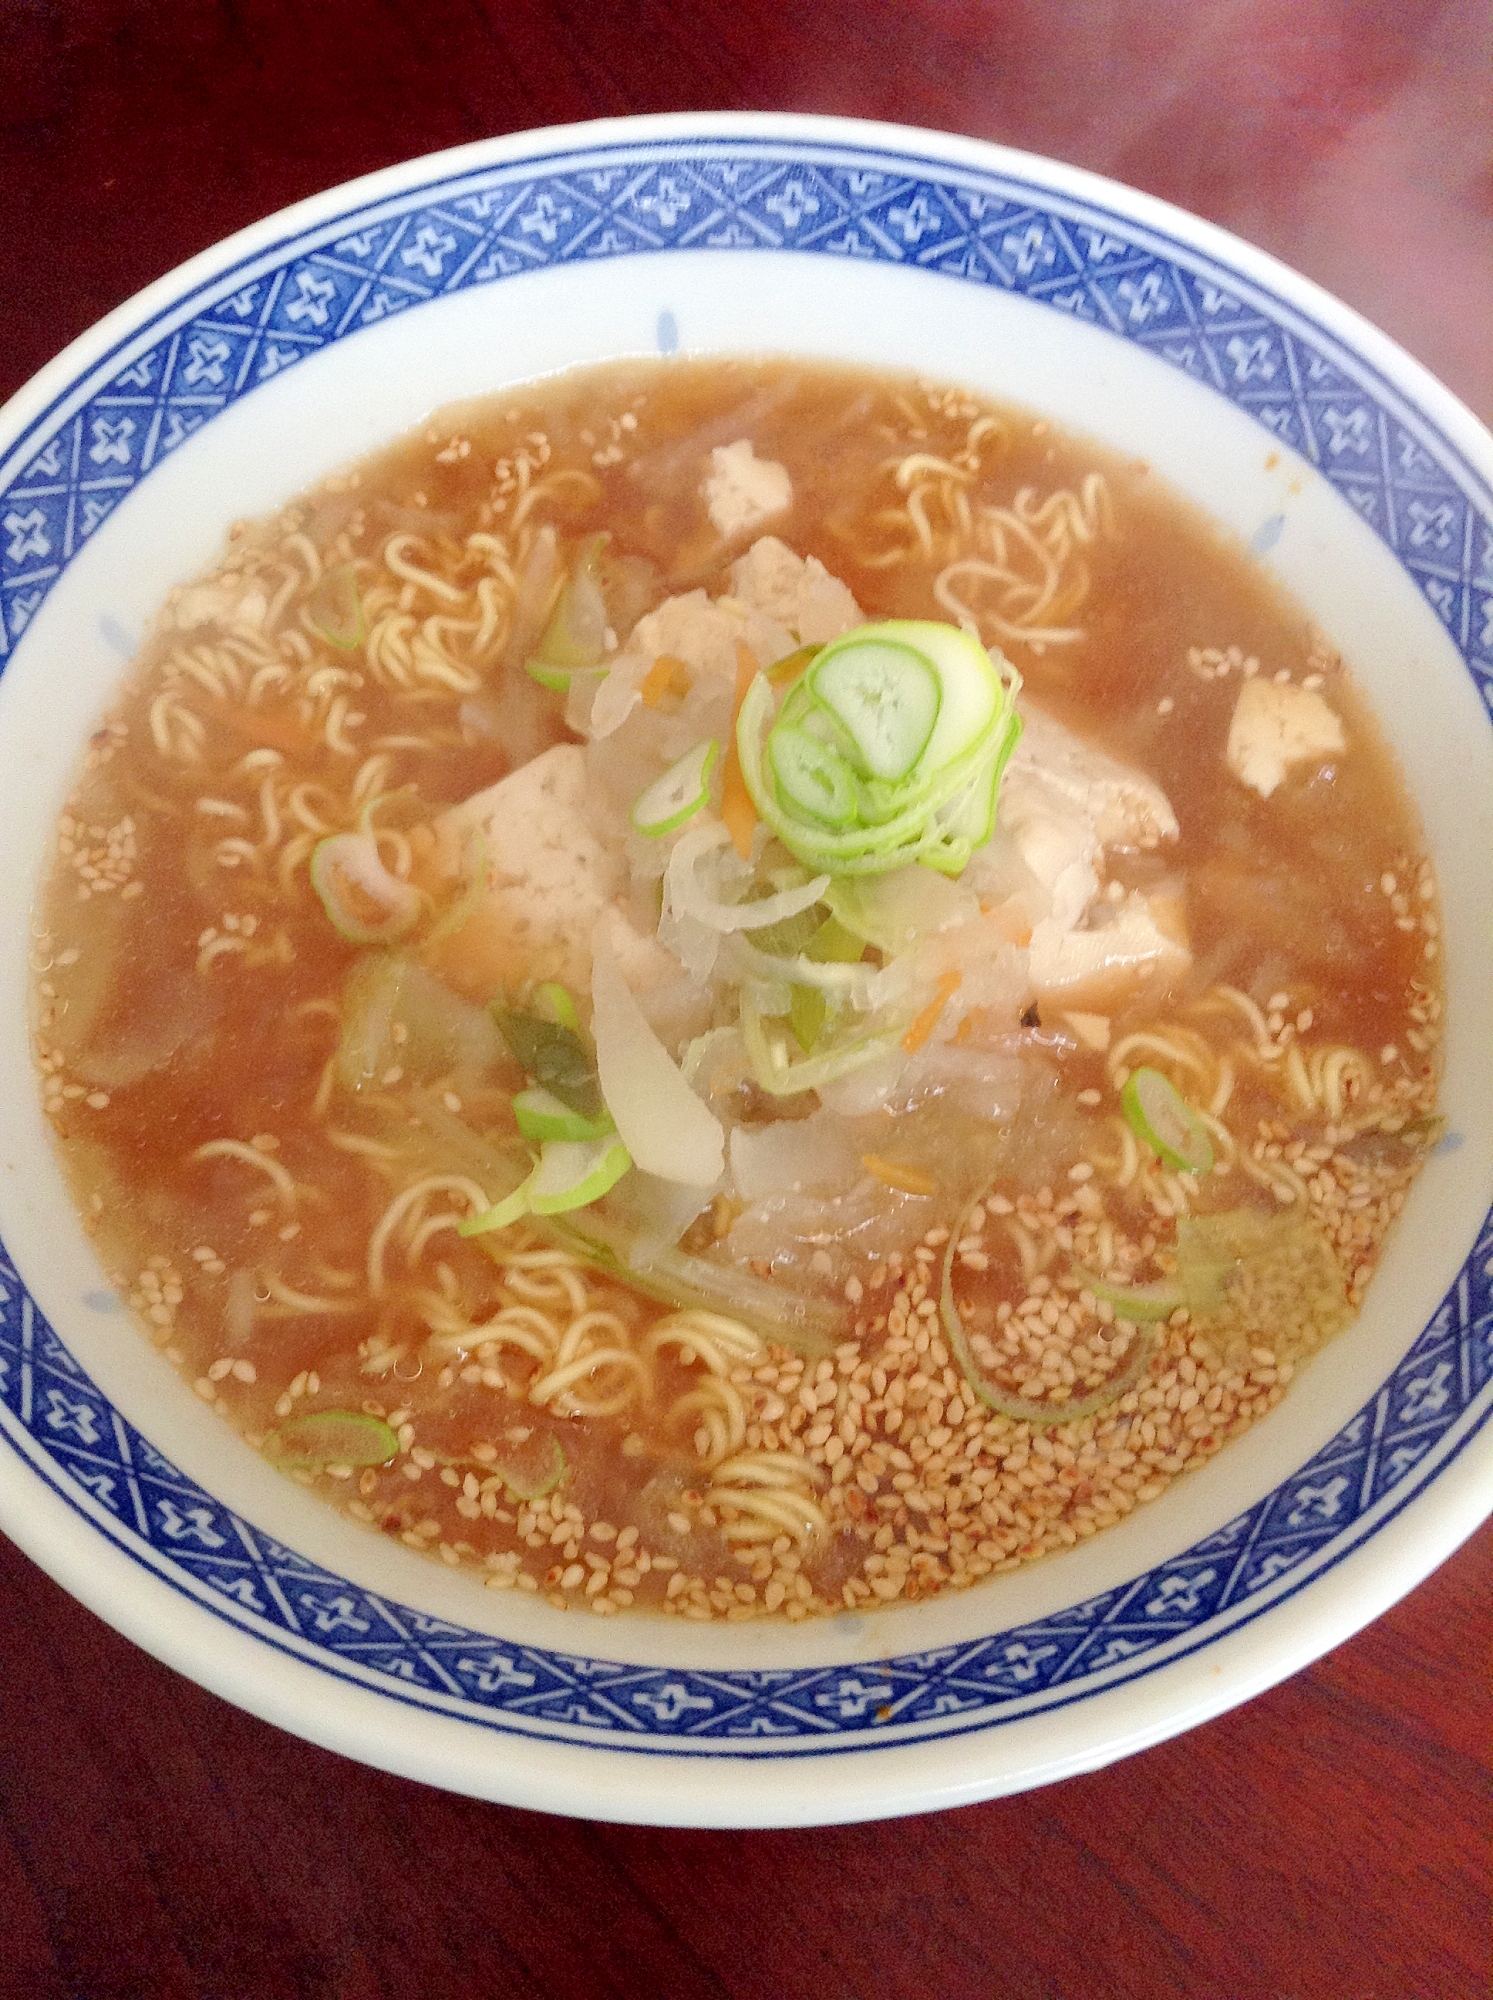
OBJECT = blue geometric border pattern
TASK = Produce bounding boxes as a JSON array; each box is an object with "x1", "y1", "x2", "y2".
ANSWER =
[
  {"x1": 1, "y1": 136, "x2": 1491, "y2": 1755},
  {"x1": 1, "y1": 1226, "x2": 1490, "y2": 1754},
  {"x1": 3, "y1": 138, "x2": 1491, "y2": 684}
]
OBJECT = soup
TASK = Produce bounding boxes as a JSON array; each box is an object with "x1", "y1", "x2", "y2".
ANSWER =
[{"x1": 31, "y1": 359, "x2": 1442, "y2": 1623}]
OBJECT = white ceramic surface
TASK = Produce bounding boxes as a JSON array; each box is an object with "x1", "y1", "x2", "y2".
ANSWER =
[{"x1": 0, "y1": 112, "x2": 1489, "y2": 1827}]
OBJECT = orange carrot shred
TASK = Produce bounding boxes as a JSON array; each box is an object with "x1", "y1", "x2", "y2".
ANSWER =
[
  {"x1": 640, "y1": 652, "x2": 689, "y2": 709},
  {"x1": 861, "y1": 1153, "x2": 937, "y2": 1198},
  {"x1": 902, "y1": 970, "x2": 962, "y2": 1054},
  {"x1": 721, "y1": 640, "x2": 761, "y2": 860}
]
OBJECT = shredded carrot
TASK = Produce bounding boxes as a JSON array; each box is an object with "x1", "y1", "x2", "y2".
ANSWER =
[
  {"x1": 952, "y1": 1005, "x2": 1004, "y2": 1046},
  {"x1": 861, "y1": 1153, "x2": 937, "y2": 1198},
  {"x1": 721, "y1": 640, "x2": 761, "y2": 860},
  {"x1": 902, "y1": 970, "x2": 962, "y2": 1054},
  {"x1": 640, "y1": 652, "x2": 690, "y2": 709}
]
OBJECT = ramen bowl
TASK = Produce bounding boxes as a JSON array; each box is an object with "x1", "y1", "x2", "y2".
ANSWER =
[{"x1": 1, "y1": 112, "x2": 1489, "y2": 1828}]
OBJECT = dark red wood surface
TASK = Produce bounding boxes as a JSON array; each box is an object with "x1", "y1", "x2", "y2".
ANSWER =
[{"x1": 2, "y1": 4, "x2": 1489, "y2": 1995}]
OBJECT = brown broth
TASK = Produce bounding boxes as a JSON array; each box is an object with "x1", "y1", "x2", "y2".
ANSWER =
[{"x1": 31, "y1": 358, "x2": 1442, "y2": 1622}]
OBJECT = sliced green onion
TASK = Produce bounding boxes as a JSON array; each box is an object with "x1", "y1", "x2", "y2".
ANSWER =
[
  {"x1": 769, "y1": 724, "x2": 859, "y2": 827},
  {"x1": 460, "y1": 1135, "x2": 631, "y2": 1235},
  {"x1": 513, "y1": 1084, "x2": 616, "y2": 1144},
  {"x1": 310, "y1": 833, "x2": 423, "y2": 944},
  {"x1": 809, "y1": 636, "x2": 941, "y2": 781},
  {"x1": 307, "y1": 563, "x2": 364, "y2": 650},
  {"x1": 494, "y1": 1010, "x2": 603, "y2": 1119},
  {"x1": 941, "y1": 1186, "x2": 1157, "y2": 1427},
  {"x1": 805, "y1": 913, "x2": 868, "y2": 963},
  {"x1": 458, "y1": 1183, "x2": 532, "y2": 1237},
  {"x1": 936, "y1": 753, "x2": 1002, "y2": 855},
  {"x1": 355, "y1": 786, "x2": 416, "y2": 840},
  {"x1": 266, "y1": 1410, "x2": 398, "y2": 1468},
  {"x1": 525, "y1": 532, "x2": 610, "y2": 688},
  {"x1": 747, "y1": 905, "x2": 826, "y2": 958},
  {"x1": 631, "y1": 738, "x2": 719, "y2": 837},
  {"x1": 528, "y1": 1135, "x2": 632, "y2": 1213},
  {"x1": 1121, "y1": 1067, "x2": 1214, "y2": 1174},
  {"x1": 735, "y1": 620, "x2": 1023, "y2": 880},
  {"x1": 741, "y1": 996, "x2": 901, "y2": 1097},
  {"x1": 789, "y1": 983, "x2": 828, "y2": 1054},
  {"x1": 493, "y1": 1433, "x2": 567, "y2": 1500},
  {"x1": 1073, "y1": 1269, "x2": 1186, "y2": 1322},
  {"x1": 896, "y1": 620, "x2": 1006, "y2": 772},
  {"x1": 533, "y1": 981, "x2": 580, "y2": 1034}
]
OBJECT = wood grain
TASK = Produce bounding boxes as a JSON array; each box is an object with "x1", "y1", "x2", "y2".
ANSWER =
[{"x1": 1, "y1": 4, "x2": 1489, "y2": 1995}]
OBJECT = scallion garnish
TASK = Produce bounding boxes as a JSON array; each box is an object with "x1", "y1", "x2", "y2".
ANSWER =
[
  {"x1": 460, "y1": 1134, "x2": 633, "y2": 1235},
  {"x1": 1121, "y1": 1067, "x2": 1214, "y2": 1174},
  {"x1": 533, "y1": 981, "x2": 580, "y2": 1033},
  {"x1": 630, "y1": 738, "x2": 719, "y2": 837},
  {"x1": 940, "y1": 1184, "x2": 1158, "y2": 1426},
  {"x1": 513, "y1": 1084, "x2": 616, "y2": 1144},
  {"x1": 736, "y1": 619, "x2": 1023, "y2": 878},
  {"x1": 306, "y1": 563, "x2": 364, "y2": 650},
  {"x1": 810, "y1": 635, "x2": 941, "y2": 781},
  {"x1": 310, "y1": 833, "x2": 423, "y2": 944},
  {"x1": 492, "y1": 1434, "x2": 567, "y2": 1500},
  {"x1": 789, "y1": 982, "x2": 827, "y2": 1054},
  {"x1": 265, "y1": 1411, "x2": 398, "y2": 1468},
  {"x1": 494, "y1": 1009, "x2": 603, "y2": 1119},
  {"x1": 525, "y1": 532, "x2": 609, "y2": 690}
]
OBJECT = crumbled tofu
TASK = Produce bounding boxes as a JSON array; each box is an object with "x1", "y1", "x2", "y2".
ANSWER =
[
  {"x1": 702, "y1": 440, "x2": 792, "y2": 541},
  {"x1": 728, "y1": 535, "x2": 863, "y2": 644},
  {"x1": 1226, "y1": 677, "x2": 1345, "y2": 798},
  {"x1": 423, "y1": 746, "x2": 675, "y2": 1001}
]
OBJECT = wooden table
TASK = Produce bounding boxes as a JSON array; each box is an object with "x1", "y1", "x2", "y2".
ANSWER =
[{"x1": 3, "y1": 5, "x2": 1488, "y2": 1995}]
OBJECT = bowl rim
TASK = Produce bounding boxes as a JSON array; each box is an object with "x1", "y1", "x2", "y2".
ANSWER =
[{"x1": 1, "y1": 108, "x2": 1490, "y2": 1828}]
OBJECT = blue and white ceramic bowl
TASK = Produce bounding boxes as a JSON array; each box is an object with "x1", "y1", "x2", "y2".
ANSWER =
[{"x1": 1, "y1": 114, "x2": 1489, "y2": 1827}]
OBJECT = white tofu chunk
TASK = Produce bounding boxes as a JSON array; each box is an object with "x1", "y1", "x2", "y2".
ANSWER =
[
  {"x1": 997, "y1": 701, "x2": 1180, "y2": 931},
  {"x1": 702, "y1": 440, "x2": 793, "y2": 540},
  {"x1": 995, "y1": 703, "x2": 1191, "y2": 1009},
  {"x1": 424, "y1": 745, "x2": 675, "y2": 1002},
  {"x1": 1226, "y1": 677, "x2": 1345, "y2": 798},
  {"x1": 1004, "y1": 703, "x2": 1179, "y2": 852},
  {"x1": 728, "y1": 535, "x2": 863, "y2": 644},
  {"x1": 1029, "y1": 894, "x2": 1191, "y2": 1010},
  {"x1": 1062, "y1": 1010, "x2": 1112, "y2": 1052}
]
